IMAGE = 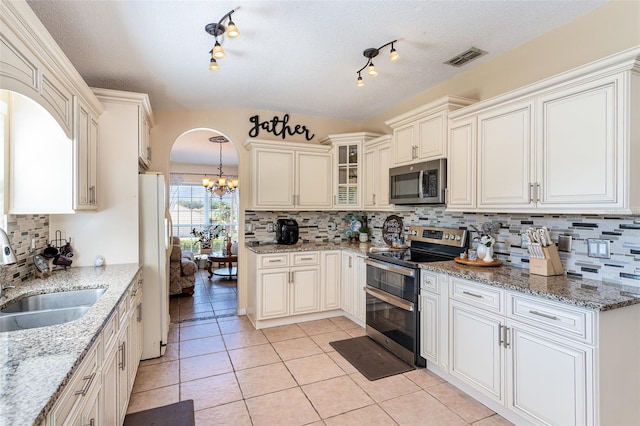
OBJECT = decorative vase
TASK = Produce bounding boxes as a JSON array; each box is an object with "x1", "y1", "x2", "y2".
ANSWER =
[
  {"x1": 359, "y1": 233, "x2": 368, "y2": 243},
  {"x1": 483, "y1": 246, "x2": 494, "y2": 263},
  {"x1": 476, "y1": 244, "x2": 487, "y2": 259}
]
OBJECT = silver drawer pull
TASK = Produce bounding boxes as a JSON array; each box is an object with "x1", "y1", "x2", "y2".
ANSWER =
[
  {"x1": 267, "y1": 259, "x2": 281, "y2": 263},
  {"x1": 529, "y1": 310, "x2": 559, "y2": 320},
  {"x1": 462, "y1": 290, "x2": 483, "y2": 298},
  {"x1": 74, "y1": 372, "x2": 96, "y2": 396},
  {"x1": 84, "y1": 419, "x2": 95, "y2": 426},
  {"x1": 299, "y1": 257, "x2": 313, "y2": 261}
]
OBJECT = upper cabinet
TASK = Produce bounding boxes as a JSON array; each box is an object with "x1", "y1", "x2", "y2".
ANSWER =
[
  {"x1": 244, "y1": 139, "x2": 333, "y2": 210},
  {"x1": 386, "y1": 96, "x2": 476, "y2": 167},
  {"x1": 447, "y1": 47, "x2": 640, "y2": 214},
  {"x1": 138, "y1": 103, "x2": 152, "y2": 169},
  {"x1": 1, "y1": 0, "x2": 104, "y2": 213},
  {"x1": 320, "y1": 132, "x2": 382, "y2": 210},
  {"x1": 363, "y1": 135, "x2": 393, "y2": 211}
]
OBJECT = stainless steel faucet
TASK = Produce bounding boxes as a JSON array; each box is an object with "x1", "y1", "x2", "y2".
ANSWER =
[{"x1": 0, "y1": 284, "x2": 15, "y2": 299}]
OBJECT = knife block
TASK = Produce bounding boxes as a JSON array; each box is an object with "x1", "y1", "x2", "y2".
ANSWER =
[{"x1": 529, "y1": 243, "x2": 564, "y2": 276}]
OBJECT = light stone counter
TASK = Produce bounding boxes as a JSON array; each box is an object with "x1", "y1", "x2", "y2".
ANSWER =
[
  {"x1": 0, "y1": 263, "x2": 141, "y2": 426},
  {"x1": 421, "y1": 261, "x2": 640, "y2": 311}
]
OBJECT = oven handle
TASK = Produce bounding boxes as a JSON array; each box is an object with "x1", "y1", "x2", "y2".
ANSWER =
[
  {"x1": 364, "y1": 285, "x2": 414, "y2": 312},
  {"x1": 364, "y1": 259, "x2": 416, "y2": 277}
]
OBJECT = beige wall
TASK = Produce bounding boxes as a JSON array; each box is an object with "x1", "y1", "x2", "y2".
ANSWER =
[{"x1": 363, "y1": 0, "x2": 640, "y2": 132}]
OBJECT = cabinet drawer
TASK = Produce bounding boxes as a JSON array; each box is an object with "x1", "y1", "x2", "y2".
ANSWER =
[
  {"x1": 508, "y1": 294, "x2": 594, "y2": 344},
  {"x1": 49, "y1": 341, "x2": 100, "y2": 424},
  {"x1": 421, "y1": 271, "x2": 439, "y2": 293},
  {"x1": 260, "y1": 253, "x2": 289, "y2": 268},
  {"x1": 450, "y1": 278, "x2": 504, "y2": 313},
  {"x1": 291, "y1": 251, "x2": 319, "y2": 266},
  {"x1": 102, "y1": 312, "x2": 118, "y2": 354}
]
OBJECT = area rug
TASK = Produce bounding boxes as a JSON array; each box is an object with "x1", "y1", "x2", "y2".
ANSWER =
[
  {"x1": 124, "y1": 400, "x2": 195, "y2": 426},
  {"x1": 330, "y1": 336, "x2": 414, "y2": 381}
]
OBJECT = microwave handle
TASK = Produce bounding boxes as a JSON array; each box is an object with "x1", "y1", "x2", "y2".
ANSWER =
[{"x1": 418, "y1": 170, "x2": 425, "y2": 198}]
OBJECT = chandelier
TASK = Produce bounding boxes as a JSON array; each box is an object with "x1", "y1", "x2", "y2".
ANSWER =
[
  {"x1": 356, "y1": 39, "x2": 399, "y2": 87},
  {"x1": 202, "y1": 136, "x2": 238, "y2": 197}
]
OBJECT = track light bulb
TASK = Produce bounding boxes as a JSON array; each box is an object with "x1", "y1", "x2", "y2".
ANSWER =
[
  {"x1": 209, "y1": 58, "x2": 220, "y2": 71},
  {"x1": 356, "y1": 76, "x2": 364, "y2": 87},
  {"x1": 226, "y1": 21, "x2": 240, "y2": 38},
  {"x1": 213, "y1": 41, "x2": 226, "y2": 59},
  {"x1": 367, "y1": 63, "x2": 378, "y2": 77},
  {"x1": 389, "y1": 47, "x2": 399, "y2": 61}
]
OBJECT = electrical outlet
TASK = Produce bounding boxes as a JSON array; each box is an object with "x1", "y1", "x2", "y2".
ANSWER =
[
  {"x1": 267, "y1": 222, "x2": 275, "y2": 233},
  {"x1": 520, "y1": 233, "x2": 529, "y2": 249},
  {"x1": 328, "y1": 222, "x2": 337, "y2": 231},
  {"x1": 587, "y1": 238, "x2": 610, "y2": 259}
]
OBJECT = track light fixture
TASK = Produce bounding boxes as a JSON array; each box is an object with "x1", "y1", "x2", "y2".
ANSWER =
[
  {"x1": 205, "y1": 7, "x2": 240, "y2": 71},
  {"x1": 356, "y1": 40, "x2": 399, "y2": 87}
]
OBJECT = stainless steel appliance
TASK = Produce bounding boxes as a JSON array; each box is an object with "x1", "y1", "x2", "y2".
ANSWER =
[
  {"x1": 365, "y1": 225, "x2": 467, "y2": 366},
  {"x1": 389, "y1": 159, "x2": 446, "y2": 205},
  {"x1": 276, "y1": 219, "x2": 299, "y2": 245}
]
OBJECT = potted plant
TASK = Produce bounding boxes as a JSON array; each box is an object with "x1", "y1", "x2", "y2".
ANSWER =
[{"x1": 191, "y1": 225, "x2": 224, "y2": 254}]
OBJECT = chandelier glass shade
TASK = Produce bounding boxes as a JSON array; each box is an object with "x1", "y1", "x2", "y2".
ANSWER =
[{"x1": 202, "y1": 136, "x2": 238, "y2": 197}]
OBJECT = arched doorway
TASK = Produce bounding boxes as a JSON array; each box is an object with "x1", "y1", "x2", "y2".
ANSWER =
[{"x1": 168, "y1": 128, "x2": 240, "y2": 321}]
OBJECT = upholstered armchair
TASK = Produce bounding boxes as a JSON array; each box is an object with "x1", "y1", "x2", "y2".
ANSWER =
[{"x1": 169, "y1": 236, "x2": 196, "y2": 296}]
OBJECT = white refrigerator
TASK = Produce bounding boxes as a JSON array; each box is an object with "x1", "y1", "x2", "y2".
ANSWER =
[{"x1": 139, "y1": 173, "x2": 172, "y2": 360}]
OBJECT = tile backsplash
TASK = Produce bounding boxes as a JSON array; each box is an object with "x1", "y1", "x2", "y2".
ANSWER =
[
  {"x1": 2, "y1": 214, "x2": 49, "y2": 287},
  {"x1": 245, "y1": 208, "x2": 640, "y2": 287}
]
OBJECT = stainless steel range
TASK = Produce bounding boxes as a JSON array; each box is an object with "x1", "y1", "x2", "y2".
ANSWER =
[{"x1": 365, "y1": 225, "x2": 467, "y2": 366}]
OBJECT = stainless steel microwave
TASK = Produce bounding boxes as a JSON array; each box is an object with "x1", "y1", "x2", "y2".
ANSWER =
[{"x1": 389, "y1": 159, "x2": 447, "y2": 205}]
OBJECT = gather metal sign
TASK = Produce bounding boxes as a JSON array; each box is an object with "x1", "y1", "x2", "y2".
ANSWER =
[{"x1": 248, "y1": 114, "x2": 315, "y2": 141}]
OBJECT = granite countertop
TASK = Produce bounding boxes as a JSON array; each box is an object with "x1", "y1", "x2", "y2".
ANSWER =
[
  {"x1": 422, "y1": 261, "x2": 640, "y2": 311},
  {"x1": 0, "y1": 263, "x2": 141, "y2": 426},
  {"x1": 246, "y1": 241, "x2": 377, "y2": 256}
]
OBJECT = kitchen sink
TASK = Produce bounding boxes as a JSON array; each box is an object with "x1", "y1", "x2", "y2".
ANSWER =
[
  {"x1": 0, "y1": 288, "x2": 106, "y2": 314},
  {"x1": 0, "y1": 307, "x2": 91, "y2": 332}
]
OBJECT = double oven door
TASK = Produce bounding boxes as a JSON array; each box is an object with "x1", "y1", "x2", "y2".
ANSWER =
[{"x1": 364, "y1": 258, "x2": 418, "y2": 365}]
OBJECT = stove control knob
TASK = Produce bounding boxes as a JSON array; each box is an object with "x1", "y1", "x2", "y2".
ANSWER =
[
  {"x1": 455, "y1": 235, "x2": 461, "y2": 241},
  {"x1": 443, "y1": 234, "x2": 449, "y2": 240}
]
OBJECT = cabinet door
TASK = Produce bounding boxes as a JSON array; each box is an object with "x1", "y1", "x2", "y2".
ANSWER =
[
  {"x1": 363, "y1": 147, "x2": 376, "y2": 208},
  {"x1": 102, "y1": 345, "x2": 118, "y2": 426},
  {"x1": 253, "y1": 148, "x2": 294, "y2": 209},
  {"x1": 290, "y1": 266, "x2": 320, "y2": 315},
  {"x1": 447, "y1": 117, "x2": 476, "y2": 210},
  {"x1": 450, "y1": 301, "x2": 504, "y2": 403},
  {"x1": 420, "y1": 292, "x2": 439, "y2": 364},
  {"x1": 477, "y1": 101, "x2": 534, "y2": 209},
  {"x1": 354, "y1": 255, "x2": 367, "y2": 324},
  {"x1": 392, "y1": 123, "x2": 415, "y2": 166},
  {"x1": 321, "y1": 251, "x2": 341, "y2": 311},
  {"x1": 335, "y1": 143, "x2": 361, "y2": 208},
  {"x1": 340, "y1": 252, "x2": 354, "y2": 315},
  {"x1": 74, "y1": 100, "x2": 98, "y2": 210},
  {"x1": 417, "y1": 111, "x2": 446, "y2": 160},
  {"x1": 376, "y1": 143, "x2": 392, "y2": 208},
  {"x1": 296, "y1": 151, "x2": 332, "y2": 209},
  {"x1": 509, "y1": 323, "x2": 592, "y2": 426},
  {"x1": 138, "y1": 106, "x2": 150, "y2": 168},
  {"x1": 116, "y1": 326, "x2": 129, "y2": 425},
  {"x1": 537, "y1": 76, "x2": 619, "y2": 209},
  {"x1": 257, "y1": 268, "x2": 290, "y2": 319}
]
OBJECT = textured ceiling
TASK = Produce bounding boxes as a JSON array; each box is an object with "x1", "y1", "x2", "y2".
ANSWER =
[{"x1": 26, "y1": 0, "x2": 608, "y2": 165}]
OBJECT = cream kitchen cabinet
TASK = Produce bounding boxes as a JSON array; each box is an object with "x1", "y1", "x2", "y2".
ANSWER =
[
  {"x1": 363, "y1": 134, "x2": 392, "y2": 210},
  {"x1": 255, "y1": 251, "x2": 321, "y2": 320},
  {"x1": 340, "y1": 251, "x2": 366, "y2": 326},
  {"x1": 446, "y1": 117, "x2": 476, "y2": 210},
  {"x1": 244, "y1": 139, "x2": 332, "y2": 210},
  {"x1": 138, "y1": 105, "x2": 152, "y2": 169},
  {"x1": 74, "y1": 98, "x2": 100, "y2": 210},
  {"x1": 320, "y1": 132, "x2": 382, "y2": 209},
  {"x1": 321, "y1": 250, "x2": 341, "y2": 311},
  {"x1": 419, "y1": 270, "x2": 447, "y2": 367},
  {"x1": 447, "y1": 48, "x2": 640, "y2": 214},
  {"x1": 386, "y1": 96, "x2": 476, "y2": 167}
]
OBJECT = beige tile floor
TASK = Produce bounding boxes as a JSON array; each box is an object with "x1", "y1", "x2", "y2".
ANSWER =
[{"x1": 127, "y1": 270, "x2": 513, "y2": 426}]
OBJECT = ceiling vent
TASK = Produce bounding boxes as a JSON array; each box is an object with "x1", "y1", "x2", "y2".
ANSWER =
[{"x1": 444, "y1": 47, "x2": 488, "y2": 67}]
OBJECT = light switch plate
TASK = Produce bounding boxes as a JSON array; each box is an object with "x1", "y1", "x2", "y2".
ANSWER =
[
  {"x1": 587, "y1": 238, "x2": 610, "y2": 259},
  {"x1": 267, "y1": 222, "x2": 275, "y2": 233},
  {"x1": 558, "y1": 235, "x2": 572, "y2": 252}
]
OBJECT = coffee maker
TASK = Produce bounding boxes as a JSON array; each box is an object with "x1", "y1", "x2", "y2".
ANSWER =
[{"x1": 276, "y1": 219, "x2": 299, "y2": 245}]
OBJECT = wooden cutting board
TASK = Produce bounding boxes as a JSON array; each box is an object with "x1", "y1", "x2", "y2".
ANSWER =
[{"x1": 454, "y1": 257, "x2": 502, "y2": 267}]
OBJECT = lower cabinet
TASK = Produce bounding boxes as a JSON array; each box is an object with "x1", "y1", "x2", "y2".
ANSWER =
[
  {"x1": 422, "y1": 275, "x2": 637, "y2": 426},
  {"x1": 340, "y1": 251, "x2": 366, "y2": 325},
  {"x1": 321, "y1": 251, "x2": 341, "y2": 311},
  {"x1": 48, "y1": 273, "x2": 143, "y2": 425}
]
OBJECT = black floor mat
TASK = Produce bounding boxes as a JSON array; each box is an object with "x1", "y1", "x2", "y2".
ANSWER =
[
  {"x1": 124, "y1": 400, "x2": 195, "y2": 426},
  {"x1": 330, "y1": 336, "x2": 414, "y2": 381}
]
